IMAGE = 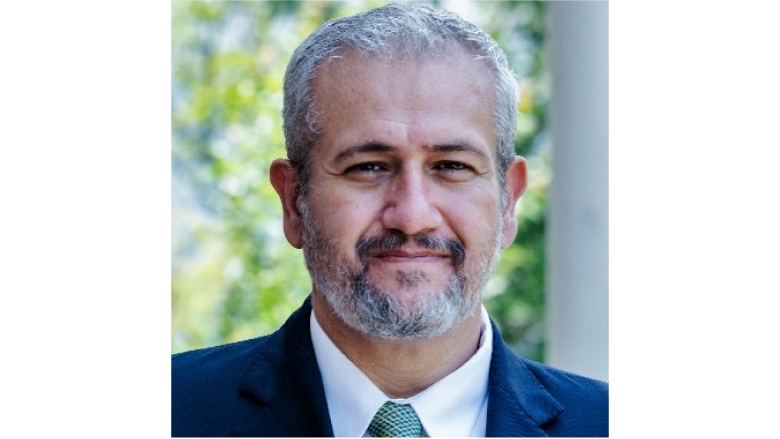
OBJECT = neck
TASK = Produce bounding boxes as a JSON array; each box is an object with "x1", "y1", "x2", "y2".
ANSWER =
[{"x1": 311, "y1": 293, "x2": 482, "y2": 399}]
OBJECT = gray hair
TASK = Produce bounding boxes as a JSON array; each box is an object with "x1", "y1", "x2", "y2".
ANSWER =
[{"x1": 282, "y1": 3, "x2": 519, "y2": 195}]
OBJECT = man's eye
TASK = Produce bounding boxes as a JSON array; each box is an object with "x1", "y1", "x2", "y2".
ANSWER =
[
  {"x1": 434, "y1": 161, "x2": 471, "y2": 171},
  {"x1": 433, "y1": 161, "x2": 480, "y2": 182},
  {"x1": 345, "y1": 163, "x2": 386, "y2": 173},
  {"x1": 342, "y1": 162, "x2": 390, "y2": 182}
]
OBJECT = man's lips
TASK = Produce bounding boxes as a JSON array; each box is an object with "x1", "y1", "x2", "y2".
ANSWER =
[
  {"x1": 368, "y1": 249, "x2": 452, "y2": 262},
  {"x1": 355, "y1": 235, "x2": 466, "y2": 268}
]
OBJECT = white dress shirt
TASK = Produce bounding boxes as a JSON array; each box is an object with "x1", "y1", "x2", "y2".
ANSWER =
[{"x1": 310, "y1": 306, "x2": 493, "y2": 437}]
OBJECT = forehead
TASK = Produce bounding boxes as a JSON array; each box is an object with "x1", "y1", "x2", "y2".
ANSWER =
[
  {"x1": 313, "y1": 49, "x2": 495, "y2": 109},
  {"x1": 310, "y1": 50, "x2": 498, "y2": 157}
]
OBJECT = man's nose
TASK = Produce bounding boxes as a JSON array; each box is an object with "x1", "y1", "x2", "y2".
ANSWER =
[{"x1": 380, "y1": 169, "x2": 444, "y2": 236}]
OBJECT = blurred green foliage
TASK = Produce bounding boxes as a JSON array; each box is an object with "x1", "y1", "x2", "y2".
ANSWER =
[{"x1": 172, "y1": 0, "x2": 550, "y2": 361}]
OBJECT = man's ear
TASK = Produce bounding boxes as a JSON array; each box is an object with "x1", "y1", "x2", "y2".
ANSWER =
[
  {"x1": 500, "y1": 156, "x2": 528, "y2": 249},
  {"x1": 269, "y1": 159, "x2": 304, "y2": 249}
]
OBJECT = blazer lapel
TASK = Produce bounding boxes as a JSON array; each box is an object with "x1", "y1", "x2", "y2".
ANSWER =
[
  {"x1": 234, "y1": 298, "x2": 334, "y2": 437},
  {"x1": 486, "y1": 320, "x2": 563, "y2": 437}
]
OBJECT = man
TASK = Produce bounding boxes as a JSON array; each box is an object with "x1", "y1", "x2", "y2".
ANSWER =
[{"x1": 172, "y1": 4, "x2": 608, "y2": 437}]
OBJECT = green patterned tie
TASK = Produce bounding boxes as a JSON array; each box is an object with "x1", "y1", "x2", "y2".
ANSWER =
[{"x1": 367, "y1": 402, "x2": 423, "y2": 437}]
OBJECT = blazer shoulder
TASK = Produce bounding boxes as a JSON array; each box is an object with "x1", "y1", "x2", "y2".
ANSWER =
[
  {"x1": 488, "y1": 322, "x2": 608, "y2": 437},
  {"x1": 171, "y1": 299, "x2": 327, "y2": 437},
  {"x1": 520, "y1": 358, "x2": 608, "y2": 403},
  {"x1": 520, "y1": 358, "x2": 609, "y2": 436},
  {"x1": 171, "y1": 336, "x2": 275, "y2": 436},
  {"x1": 172, "y1": 335, "x2": 271, "y2": 385}
]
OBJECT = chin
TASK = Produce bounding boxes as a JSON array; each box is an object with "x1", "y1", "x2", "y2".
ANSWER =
[{"x1": 335, "y1": 279, "x2": 478, "y2": 340}]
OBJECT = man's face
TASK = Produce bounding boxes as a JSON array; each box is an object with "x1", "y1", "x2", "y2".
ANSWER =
[{"x1": 278, "y1": 51, "x2": 525, "y2": 339}]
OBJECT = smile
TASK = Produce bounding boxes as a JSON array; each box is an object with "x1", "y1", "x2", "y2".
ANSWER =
[
  {"x1": 368, "y1": 249, "x2": 452, "y2": 261},
  {"x1": 372, "y1": 255, "x2": 450, "y2": 264},
  {"x1": 356, "y1": 234, "x2": 466, "y2": 268}
]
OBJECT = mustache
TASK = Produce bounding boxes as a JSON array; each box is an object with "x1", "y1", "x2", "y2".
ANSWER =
[{"x1": 355, "y1": 233, "x2": 466, "y2": 267}]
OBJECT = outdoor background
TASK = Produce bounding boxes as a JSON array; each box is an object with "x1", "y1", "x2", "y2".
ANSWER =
[{"x1": 172, "y1": 0, "x2": 552, "y2": 362}]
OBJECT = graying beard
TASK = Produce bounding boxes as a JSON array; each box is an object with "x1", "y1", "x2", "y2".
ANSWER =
[{"x1": 299, "y1": 195, "x2": 501, "y2": 340}]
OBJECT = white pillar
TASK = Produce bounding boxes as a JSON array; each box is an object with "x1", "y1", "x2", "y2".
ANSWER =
[{"x1": 546, "y1": 1, "x2": 609, "y2": 382}]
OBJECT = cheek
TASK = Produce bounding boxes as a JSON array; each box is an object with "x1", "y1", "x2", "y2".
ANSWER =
[
  {"x1": 309, "y1": 190, "x2": 380, "y2": 243},
  {"x1": 445, "y1": 195, "x2": 502, "y2": 247}
]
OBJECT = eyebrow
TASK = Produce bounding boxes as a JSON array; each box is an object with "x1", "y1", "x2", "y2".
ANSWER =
[
  {"x1": 333, "y1": 141, "x2": 489, "y2": 163},
  {"x1": 334, "y1": 142, "x2": 395, "y2": 163}
]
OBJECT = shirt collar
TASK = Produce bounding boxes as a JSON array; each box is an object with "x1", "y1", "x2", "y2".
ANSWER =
[{"x1": 310, "y1": 306, "x2": 493, "y2": 437}]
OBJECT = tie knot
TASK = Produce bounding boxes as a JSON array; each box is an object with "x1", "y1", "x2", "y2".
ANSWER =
[{"x1": 367, "y1": 402, "x2": 423, "y2": 437}]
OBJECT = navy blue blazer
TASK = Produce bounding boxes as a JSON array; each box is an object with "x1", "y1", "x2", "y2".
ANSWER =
[{"x1": 172, "y1": 298, "x2": 608, "y2": 437}]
